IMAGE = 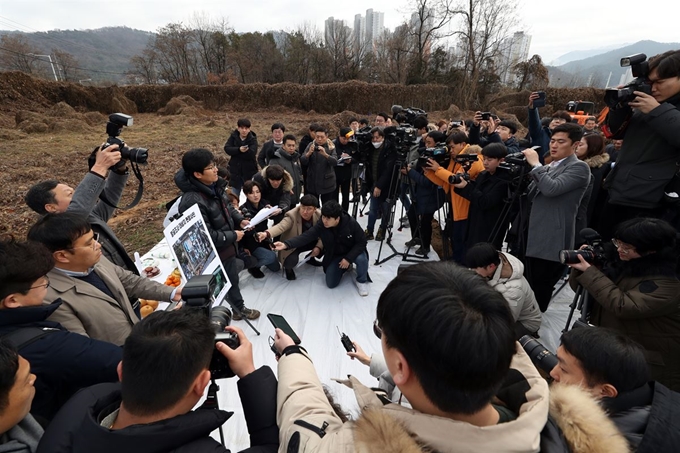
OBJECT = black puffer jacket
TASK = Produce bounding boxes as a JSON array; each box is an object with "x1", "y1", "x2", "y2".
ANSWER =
[
  {"x1": 0, "y1": 300, "x2": 121, "y2": 423},
  {"x1": 224, "y1": 130, "x2": 259, "y2": 183},
  {"x1": 37, "y1": 366, "x2": 279, "y2": 453},
  {"x1": 604, "y1": 92, "x2": 680, "y2": 209},
  {"x1": 175, "y1": 169, "x2": 244, "y2": 260},
  {"x1": 283, "y1": 212, "x2": 367, "y2": 271}
]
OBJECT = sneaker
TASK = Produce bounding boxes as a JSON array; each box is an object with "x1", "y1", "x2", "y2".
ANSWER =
[
  {"x1": 375, "y1": 228, "x2": 385, "y2": 241},
  {"x1": 404, "y1": 238, "x2": 421, "y2": 247},
  {"x1": 364, "y1": 229, "x2": 374, "y2": 240},
  {"x1": 354, "y1": 280, "x2": 369, "y2": 297},
  {"x1": 248, "y1": 267, "x2": 265, "y2": 279},
  {"x1": 285, "y1": 268, "x2": 296, "y2": 280},
  {"x1": 415, "y1": 246, "x2": 430, "y2": 257},
  {"x1": 232, "y1": 306, "x2": 261, "y2": 321}
]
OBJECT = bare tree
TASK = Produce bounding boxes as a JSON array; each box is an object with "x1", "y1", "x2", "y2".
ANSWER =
[
  {"x1": 0, "y1": 35, "x2": 38, "y2": 73},
  {"x1": 450, "y1": 0, "x2": 520, "y2": 107},
  {"x1": 128, "y1": 48, "x2": 158, "y2": 84},
  {"x1": 513, "y1": 54, "x2": 548, "y2": 91}
]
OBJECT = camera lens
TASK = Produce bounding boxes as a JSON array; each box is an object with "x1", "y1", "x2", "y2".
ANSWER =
[
  {"x1": 210, "y1": 306, "x2": 232, "y2": 333},
  {"x1": 519, "y1": 335, "x2": 558, "y2": 374},
  {"x1": 559, "y1": 250, "x2": 595, "y2": 265}
]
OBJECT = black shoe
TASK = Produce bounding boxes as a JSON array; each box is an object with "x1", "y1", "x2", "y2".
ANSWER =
[
  {"x1": 306, "y1": 258, "x2": 323, "y2": 267},
  {"x1": 364, "y1": 229, "x2": 374, "y2": 240},
  {"x1": 405, "y1": 238, "x2": 421, "y2": 247},
  {"x1": 285, "y1": 268, "x2": 296, "y2": 280},
  {"x1": 248, "y1": 267, "x2": 265, "y2": 279},
  {"x1": 415, "y1": 246, "x2": 430, "y2": 257},
  {"x1": 233, "y1": 306, "x2": 261, "y2": 321}
]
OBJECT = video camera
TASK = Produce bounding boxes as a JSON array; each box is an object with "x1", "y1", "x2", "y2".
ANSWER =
[
  {"x1": 349, "y1": 126, "x2": 373, "y2": 163},
  {"x1": 497, "y1": 149, "x2": 536, "y2": 192},
  {"x1": 418, "y1": 144, "x2": 449, "y2": 169},
  {"x1": 104, "y1": 113, "x2": 149, "y2": 164},
  {"x1": 559, "y1": 228, "x2": 607, "y2": 265},
  {"x1": 391, "y1": 104, "x2": 427, "y2": 127},
  {"x1": 180, "y1": 274, "x2": 240, "y2": 379},
  {"x1": 604, "y1": 53, "x2": 653, "y2": 108}
]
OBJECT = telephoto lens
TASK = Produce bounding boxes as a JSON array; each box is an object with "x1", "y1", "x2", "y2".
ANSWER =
[
  {"x1": 519, "y1": 335, "x2": 558, "y2": 374},
  {"x1": 559, "y1": 249, "x2": 595, "y2": 265},
  {"x1": 210, "y1": 306, "x2": 233, "y2": 333}
]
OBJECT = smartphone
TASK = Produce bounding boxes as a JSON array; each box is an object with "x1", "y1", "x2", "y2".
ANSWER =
[
  {"x1": 267, "y1": 313, "x2": 301, "y2": 344},
  {"x1": 481, "y1": 112, "x2": 492, "y2": 120},
  {"x1": 533, "y1": 91, "x2": 546, "y2": 108}
]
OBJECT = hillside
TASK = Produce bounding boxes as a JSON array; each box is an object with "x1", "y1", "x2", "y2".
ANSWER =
[
  {"x1": 0, "y1": 27, "x2": 153, "y2": 83},
  {"x1": 548, "y1": 40, "x2": 680, "y2": 88}
]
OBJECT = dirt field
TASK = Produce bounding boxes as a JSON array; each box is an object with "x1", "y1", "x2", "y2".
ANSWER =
[{"x1": 0, "y1": 108, "x2": 353, "y2": 254}]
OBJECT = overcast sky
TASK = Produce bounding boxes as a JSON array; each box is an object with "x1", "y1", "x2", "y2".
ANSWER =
[{"x1": 0, "y1": 0, "x2": 677, "y2": 63}]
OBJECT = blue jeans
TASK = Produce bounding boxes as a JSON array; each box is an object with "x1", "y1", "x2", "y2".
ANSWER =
[
  {"x1": 325, "y1": 252, "x2": 368, "y2": 288},
  {"x1": 251, "y1": 247, "x2": 280, "y2": 271},
  {"x1": 367, "y1": 196, "x2": 389, "y2": 232}
]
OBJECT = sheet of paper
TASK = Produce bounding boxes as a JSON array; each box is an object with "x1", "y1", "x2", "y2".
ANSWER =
[
  {"x1": 244, "y1": 205, "x2": 279, "y2": 230},
  {"x1": 295, "y1": 252, "x2": 314, "y2": 268}
]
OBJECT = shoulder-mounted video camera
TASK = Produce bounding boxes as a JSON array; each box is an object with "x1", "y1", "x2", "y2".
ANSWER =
[{"x1": 604, "y1": 54, "x2": 653, "y2": 108}]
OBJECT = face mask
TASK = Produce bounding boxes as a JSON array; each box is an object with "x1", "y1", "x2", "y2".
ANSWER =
[{"x1": 372, "y1": 141, "x2": 383, "y2": 148}]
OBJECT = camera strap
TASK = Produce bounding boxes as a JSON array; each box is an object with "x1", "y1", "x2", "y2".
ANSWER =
[{"x1": 98, "y1": 161, "x2": 145, "y2": 210}]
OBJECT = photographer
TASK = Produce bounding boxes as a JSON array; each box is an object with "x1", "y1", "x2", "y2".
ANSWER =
[
  {"x1": 424, "y1": 131, "x2": 484, "y2": 263},
  {"x1": 567, "y1": 217, "x2": 680, "y2": 391},
  {"x1": 239, "y1": 181, "x2": 281, "y2": 279},
  {"x1": 527, "y1": 93, "x2": 573, "y2": 164},
  {"x1": 272, "y1": 262, "x2": 552, "y2": 452},
  {"x1": 453, "y1": 142, "x2": 511, "y2": 249},
  {"x1": 0, "y1": 239, "x2": 121, "y2": 423},
  {"x1": 273, "y1": 201, "x2": 369, "y2": 296},
  {"x1": 364, "y1": 128, "x2": 399, "y2": 241},
  {"x1": 601, "y1": 50, "x2": 680, "y2": 237},
  {"x1": 37, "y1": 310, "x2": 279, "y2": 453},
  {"x1": 224, "y1": 118, "x2": 258, "y2": 196},
  {"x1": 25, "y1": 144, "x2": 139, "y2": 275},
  {"x1": 522, "y1": 123, "x2": 591, "y2": 312},
  {"x1": 550, "y1": 327, "x2": 680, "y2": 453},
  {"x1": 300, "y1": 127, "x2": 338, "y2": 206},
  {"x1": 469, "y1": 113, "x2": 521, "y2": 153}
]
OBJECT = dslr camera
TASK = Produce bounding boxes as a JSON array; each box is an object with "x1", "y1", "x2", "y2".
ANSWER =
[
  {"x1": 604, "y1": 54, "x2": 653, "y2": 108},
  {"x1": 447, "y1": 154, "x2": 478, "y2": 184},
  {"x1": 104, "y1": 113, "x2": 149, "y2": 164},
  {"x1": 559, "y1": 228, "x2": 607, "y2": 265},
  {"x1": 181, "y1": 274, "x2": 240, "y2": 379}
]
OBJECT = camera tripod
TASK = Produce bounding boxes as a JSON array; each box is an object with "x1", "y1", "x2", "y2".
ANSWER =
[
  {"x1": 563, "y1": 283, "x2": 593, "y2": 332},
  {"x1": 375, "y1": 160, "x2": 428, "y2": 265},
  {"x1": 200, "y1": 378, "x2": 227, "y2": 446},
  {"x1": 489, "y1": 166, "x2": 531, "y2": 257}
]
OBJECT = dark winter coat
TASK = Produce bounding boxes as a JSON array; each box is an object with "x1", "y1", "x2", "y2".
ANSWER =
[
  {"x1": 36, "y1": 366, "x2": 279, "y2": 453},
  {"x1": 604, "y1": 92, "x2": 680, "y2": 209},
  {"x1": 0, "y1": 301, "x2": 121, "y2": 422},
  {"x1": 300, "y1": 141, "x2": 338, "y2": 195},
  {"x1": 468, "y1": 124, "x2": 501, "y2": 147},
  {"x1": 583, "y1": 153, "x2": 611, "y2": 230},
  {"x1": 252, "y1": 167, "x2": 294, "y2": 213},
  {"x1": 239, "y1": 198, "x2": 272, "y2": 253},
  {"x1": 601, "y1": 380, "x2": 680, "y2": 453},
  {"x1": 175, "y1": 169, "x2": 245, "y2": 261},
  {"x1": 332, "y1": 138, "x2": 358, "y2": 182},
  {"x1": 283, "y1": 212, "x2": 367, "y2": 271},
  {"x1": 528, "y1": 107, "x2": 551, "y2": 164},
  {"x1": 268, "y1": 150, "x2": 303, "y2": 206},
  {"x1": 224, "y1": 130, "x2": 259, "y2": 183},
  {"x1": 257, "y1": 140, "x2": 283, "y2": 169},
  {"x1": 570, "y1": 250, "x2": 680, "y2": 391},
  {"x1": 365, "y1": 140, "x2": 399, "y2": 198},
  {"x1": 407, "y1": 167, "x2": 444, "y2": 215},
  {"x1": 454, "y1": 170, "x2": 511, "y2": 249}
]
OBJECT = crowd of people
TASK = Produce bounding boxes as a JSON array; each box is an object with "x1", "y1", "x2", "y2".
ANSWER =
[{"x1": 0, "y1": 49, "x2": 679, "y2": 452}]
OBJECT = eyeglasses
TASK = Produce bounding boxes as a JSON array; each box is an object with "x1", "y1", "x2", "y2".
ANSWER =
[
  {"x1": 203, "y1": 164, "x2": 218, "y2": 171},
  {"x1": 611, "y1": 239, "x2": 632, "y2": 254},
  {"x1": 30, "y1": 276, "x2": 50, "y2": 290},
  {"x1": 71, "y1": 232, "x2": 100, "y2": 251},
  {"x1": 373, "y1": 319, "x2": 382, "y2": 339}
]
